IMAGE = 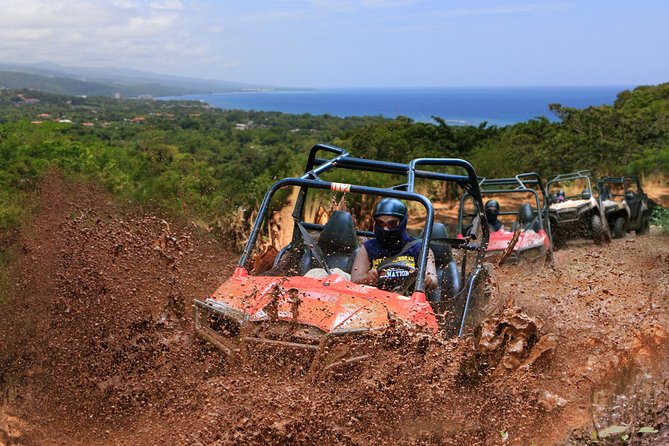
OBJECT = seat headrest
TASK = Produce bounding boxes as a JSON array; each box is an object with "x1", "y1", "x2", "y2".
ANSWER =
[
  {"x1": 420, "y1": 222, "x2": 449, "y2": 240},
  {"x1": 581, "y1": 189, "x2": 592, "y2": 199},
  {"x1": 421, "y1": 222, "x2": 452, "y2": 265},
  {"x1": 318, "y1": 211, "x2": 358, "y2": 250},
  {"x1": 518, "y1": 204, "x2": 534, "y2": 224}
]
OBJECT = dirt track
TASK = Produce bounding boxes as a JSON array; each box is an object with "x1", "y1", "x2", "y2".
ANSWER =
[{"x1": 1, "y1": 175, "x2": 668, "y2": 446}]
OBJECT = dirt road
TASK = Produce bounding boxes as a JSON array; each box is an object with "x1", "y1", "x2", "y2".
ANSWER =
[{"x1": 1, "y1": 175, "x2": 668, "y2": 446}]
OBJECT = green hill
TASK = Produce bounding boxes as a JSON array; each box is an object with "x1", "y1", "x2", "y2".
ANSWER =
[{"x1": 0, "y1": 71, "x2": 207, "y2": 97}]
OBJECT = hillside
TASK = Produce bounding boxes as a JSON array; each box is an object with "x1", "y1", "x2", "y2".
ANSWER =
[{"x1": 0, "y1": 62, "x2": 288, "y2": 97}]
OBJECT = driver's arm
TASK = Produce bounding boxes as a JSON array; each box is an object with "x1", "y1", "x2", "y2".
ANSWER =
[{"x1": 351, "y1": 245, "x2": 379, "y2": 285}]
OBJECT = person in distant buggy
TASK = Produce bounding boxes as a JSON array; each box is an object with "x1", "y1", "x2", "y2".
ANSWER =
[
  {"x1": 555, "y1": 190, "x2": 566, "y2": 203},
  {"x1": 351, "y1": 198, "x2": 438, "y2": 292},
  {"x1": 485, "y1": 199, "x2": 504, "y2": 232}
]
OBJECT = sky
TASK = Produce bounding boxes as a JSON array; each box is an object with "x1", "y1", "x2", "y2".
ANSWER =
[{"x1": 0, "y1": 0, "x2": 668, "y2": 88}]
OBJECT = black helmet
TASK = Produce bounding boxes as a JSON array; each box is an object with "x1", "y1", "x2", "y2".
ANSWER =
[
  {"x1": 557, "y1": 190, "x2": 565, "y2": 197},
  {"x1": 373, "y1": 198, "x2": 407, "y2": 219},
  {"x1": 484, "y1": 199, "x2": 500, "y2": 215}
]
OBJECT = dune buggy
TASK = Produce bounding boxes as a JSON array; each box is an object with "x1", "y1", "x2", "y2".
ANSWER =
[
  {"x1": 457, "y1": 173, "x2": 553, "y2": 264},
  {"x1": 546, "y1": 170, "x2": 610, "y2": 248},
  {"x1": 193, "y1": 144, "x2": 495, "y2": 376},
  {"x1": 597, "y1": 176, "x2": 652, "y2": 238}
]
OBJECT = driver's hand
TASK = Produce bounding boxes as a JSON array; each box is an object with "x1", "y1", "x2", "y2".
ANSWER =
[{"x1": 364, "y1": 268, "x2": 379, "y2": 285}]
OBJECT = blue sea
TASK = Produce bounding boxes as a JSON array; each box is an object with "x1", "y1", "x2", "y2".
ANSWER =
[{"x1": 158, "y1": 86, "x2": 630, "y2": 127}]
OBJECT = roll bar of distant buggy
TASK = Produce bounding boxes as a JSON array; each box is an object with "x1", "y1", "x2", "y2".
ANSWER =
[
  {"x1": 546, "y1": 170, "x2": 596, "y2": 199},
  {"x1": 238, "y1": 177, "x2": 437, "y2": 294},
  {"x1": 596, "y1": 176, "x2": 644, "y2": 196}
]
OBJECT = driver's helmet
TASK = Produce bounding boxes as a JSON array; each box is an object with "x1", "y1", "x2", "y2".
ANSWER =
[
  {"x1": 484, "y1": 199, "x2": 500, "y2": 219},
  {"x1": 600, "y1": 186, "x2": 611, "y2": 200},
  {"x1": 373, "y1": 198, "x2": 407, "y2": 219}
]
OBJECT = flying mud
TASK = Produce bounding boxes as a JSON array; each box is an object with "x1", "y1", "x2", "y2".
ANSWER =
[{"x1": 1, "y1": 174, "x2": 667, "y2": 446}]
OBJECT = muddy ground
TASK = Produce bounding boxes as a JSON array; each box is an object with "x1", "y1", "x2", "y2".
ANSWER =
[{"x1": 1, "y1": 175, "x2": 668, "y2": 446}]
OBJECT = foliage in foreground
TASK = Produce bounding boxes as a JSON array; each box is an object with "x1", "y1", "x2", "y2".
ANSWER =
[{"x1": 651, "y1": 206, "x2": 669, "y2": 234}]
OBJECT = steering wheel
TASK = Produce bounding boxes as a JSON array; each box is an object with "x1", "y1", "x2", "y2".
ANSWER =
[{"x1": 376, "y1": 262, "x2": 417, "y2": 294}]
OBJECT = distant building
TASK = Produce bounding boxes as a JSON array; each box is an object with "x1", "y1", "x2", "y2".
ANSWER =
[{"x1": 114, "y1": 92, "x2": 121, "y2": 100}]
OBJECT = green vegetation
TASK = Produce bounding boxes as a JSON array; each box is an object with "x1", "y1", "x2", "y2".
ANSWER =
[
  {"x1": 651, "y1": 207, "x2": 669, "y2": 234},
  {"x1": 0, "y1": 82, "x2": 668, "y2": 251}
]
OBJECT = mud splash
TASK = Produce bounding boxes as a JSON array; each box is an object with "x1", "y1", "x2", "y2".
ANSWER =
[{"x1": 1, "y1": 174, "x2": 668, "y2": 446}]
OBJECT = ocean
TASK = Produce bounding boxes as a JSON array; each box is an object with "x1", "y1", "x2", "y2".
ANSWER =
[{"x1": 157, "y1": 86, "x2": 629, "y2": 127}]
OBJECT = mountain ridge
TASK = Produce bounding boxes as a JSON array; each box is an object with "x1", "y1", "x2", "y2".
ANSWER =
[{"x1": 0, "y1": 62, "x2": 300, "y2": 97}]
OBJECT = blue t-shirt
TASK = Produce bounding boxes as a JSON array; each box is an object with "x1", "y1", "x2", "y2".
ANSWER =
[{"x1": 364, "y1": 237, "x2": 421, "y2": 270}]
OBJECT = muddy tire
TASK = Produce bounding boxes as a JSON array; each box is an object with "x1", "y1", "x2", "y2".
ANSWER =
[
  {"x1": 551, "y1": 226, "x2": 565, "y2": 250},
  {"x1": 592, "y1": 214, "x2": 610, "y2": 244},
  {"x1": 636, "y1": 216, "x2": 650, "y2": 235},
  {"x1": 612, "y1": 216, "x2": 626, "y2": 239}
]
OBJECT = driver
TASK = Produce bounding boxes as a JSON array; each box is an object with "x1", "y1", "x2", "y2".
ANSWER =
[
  {"x1": 485, "y1": 199, "x2": 504, "y2": 232},
  {"x1": 351, "y1": 198, "x2": 437, "y2": 292}
]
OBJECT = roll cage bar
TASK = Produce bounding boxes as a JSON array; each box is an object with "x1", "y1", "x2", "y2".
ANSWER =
[
  {"x1": 546, "y1": 170, "x2": 597, "y2": 199},
  {"x1": 596, "y1": 176, "x2": 644, "y2": 196},
  {"x1": 238, "y1": 143, "x2": 490, "y2": 295}
]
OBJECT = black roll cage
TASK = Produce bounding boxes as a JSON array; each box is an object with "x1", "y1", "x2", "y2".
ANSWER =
[
  {"x1": 238, "y1": 143, "x2": 489, "y2": 295},
  {"x1": 596, "y1": 175, "x2": 644, "y2": 198}
]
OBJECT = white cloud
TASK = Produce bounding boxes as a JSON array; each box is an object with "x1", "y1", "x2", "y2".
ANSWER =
[
  {"x1": 0, "y1": 0, "x2": 207, "y2": 71},
  {"x1": 150, "y1": 0, "x2": 184, "y2": 10}
]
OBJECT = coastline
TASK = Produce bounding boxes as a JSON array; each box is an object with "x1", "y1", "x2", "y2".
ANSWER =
[{"x1": 156, "y1": 85, "x2": 629, "y2": 127}]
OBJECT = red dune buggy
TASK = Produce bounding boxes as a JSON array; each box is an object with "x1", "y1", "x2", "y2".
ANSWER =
[
  {"x1": 457, "y1": 173, "x2": 553, "y2": 264},
  {"x1": 193, "y1": 144, "x2": 495, "y2": 375}
]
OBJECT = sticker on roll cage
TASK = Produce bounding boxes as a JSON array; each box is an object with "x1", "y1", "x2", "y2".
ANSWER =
[{"x1": 330, "y1": 182, "x2": 351, "y2": 192}]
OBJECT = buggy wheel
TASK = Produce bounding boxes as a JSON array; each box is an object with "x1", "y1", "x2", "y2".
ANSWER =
[
  {"x1": 636, "y1": 216, "x2": 650, "y2": 235},
  {"x1": 612, "y1": 216, "x2": 626, "y2": 239},
  {"x1": 591, "y1": 214, "x2": 610, "y2": 244}
]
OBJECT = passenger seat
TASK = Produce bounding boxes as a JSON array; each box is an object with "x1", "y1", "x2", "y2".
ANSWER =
[
  {"x1": 300, "y1": 210, "x2": 359, "y2": 274},
  {"x1": 424, "y1": 223, "x2": 461, "y2": 303}
]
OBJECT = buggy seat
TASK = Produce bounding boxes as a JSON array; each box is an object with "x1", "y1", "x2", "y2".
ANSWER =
[
  {"x1": 514, "y1": 203, "x2": 541, "y2": 232},
  {"x1": 424, "y1": 223, "x2": 461, "y2": 303},
  {"x1": 300, "y1": 210, "x2": 359, "y2": 274}
]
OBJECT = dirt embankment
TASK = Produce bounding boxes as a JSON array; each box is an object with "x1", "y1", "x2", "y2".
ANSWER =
[{"x1": 1, "y1": 175, "x2": 668, "y2": 446}]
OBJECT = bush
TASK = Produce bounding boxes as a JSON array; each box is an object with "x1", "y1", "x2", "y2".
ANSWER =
[{"x1": 650, "y1": 206, "x2": 669, "y2": 234}]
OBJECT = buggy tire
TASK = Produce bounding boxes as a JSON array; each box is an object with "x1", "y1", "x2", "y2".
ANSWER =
[
  {"x1": 636, "y1": 216, "x2": 650, "y2": 235},
  {"x1": 591, "y1": 214, "x2": 609, "y2": 244},
  {"x1": 612, "y1": 216, "x2": 626, "y2": 239}
]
